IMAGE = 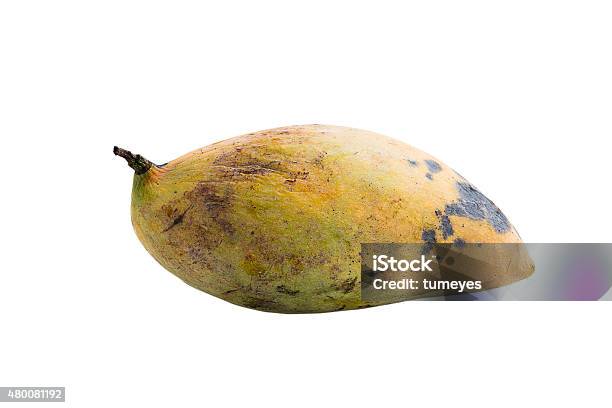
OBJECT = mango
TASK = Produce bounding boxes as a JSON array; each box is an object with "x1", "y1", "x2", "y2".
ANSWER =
[{"x1": 115, "y1": 125, "x2": 533, "y2": 312}]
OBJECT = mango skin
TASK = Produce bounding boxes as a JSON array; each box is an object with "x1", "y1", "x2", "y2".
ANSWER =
[{"x1": 129, "y1": 125, "x2": 533, "y2": 313}]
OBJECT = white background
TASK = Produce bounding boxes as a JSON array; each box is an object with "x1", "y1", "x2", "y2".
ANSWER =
[{"x1": 1, "y1": 1, "x2": 611, "y2": 407}]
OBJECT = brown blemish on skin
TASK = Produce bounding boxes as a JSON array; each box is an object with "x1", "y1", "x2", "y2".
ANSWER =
[
  {"x1": 213, "y1": 149, "x2": 287, "y2": 178},
  {"x1": 287, "y1": 170, "x2": 309, "y2": 181},
  {"x1": 337, "y1": 276, "x2": 357, "y2": 293},
  {"x1": 226, "y1": 164, "x2": 279, "y2": 176},
  {"x1": 276, "y1": 285, "x2": 300, "y2": 295},
  {"x1": 284, "y1": 170, "x2": 310, "y2": 187},
  {"x1": 308, "y1": 151, "x2": 327, "y2": 169},
  {"x1": 192, "y1": 183, "x2": 230, "y2": 212},
  {"x1": 242, "y1": 253, "x2": 267, "y2": 276},
  {"x1": 243, "y1": 297, "x2": 279, "y2": 310},
  {"x1": 162, "y1": 206, "x2": 191, "y2": 232},
  {"x1": 168, "y1": 181, "x2": 237, "y2": 237}
]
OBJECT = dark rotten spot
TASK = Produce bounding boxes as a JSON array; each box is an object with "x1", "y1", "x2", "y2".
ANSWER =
[
  {"x1": 425, "y1": 160, "x2": 442, "y2": 173},
  {"x1": 407, "y1": 158, "x2": 418, "y2": 166},
  {"x1": 438, "y1": 213, "x2": 454, "y2": 239},
  {"x1": 425, "y1": 173, "x2": 433, "y2": 180},
  {"x1": 421, "y1": 229, "x2": 437, "y2": 255},
  {"x1": 445, "y1": 182, "x2": 510, "y2": 233},
  {"x1": 453, "y1": 238, "x2": 466, "y2": 248},
  {"x1": 422, "y1": 229, "x2": 436, "y2": 243}
]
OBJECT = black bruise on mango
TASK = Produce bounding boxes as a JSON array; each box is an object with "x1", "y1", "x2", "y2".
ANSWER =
[
  {"x1": 453, "y1": 238, "x2": 466, "y2": 248},
  {"x1": 406, "y1": 158, "x2": 418, "y2": 167},
  {"x1": 421, "y1": 229, "x2": 437, "y2": 255},
  {"x1": 425, "y1": 160, "x2": 442, "y2": 173},
  {"x1": 445, "y1": 182, "x2": 510, "y2": 233},
  {"x1": 436, "y1": 211, "x2": 454, "y2": 239},
  {"x1": 425, "y1": 173, "x2": 433, "y2": 180}
]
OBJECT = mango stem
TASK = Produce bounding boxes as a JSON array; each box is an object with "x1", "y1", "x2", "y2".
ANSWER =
[{"x1": 113, "y1": 146, "x2": 153, "y2": 175}]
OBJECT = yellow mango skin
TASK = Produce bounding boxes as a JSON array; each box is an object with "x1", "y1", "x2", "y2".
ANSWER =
[{"x1": 129, "y1": 125, "x2": 532, "y2": 313}]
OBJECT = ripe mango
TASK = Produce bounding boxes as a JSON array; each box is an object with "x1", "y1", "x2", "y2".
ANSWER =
[{"x1": 115, "y1": 125, "x2": 533, "y2": 312}]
